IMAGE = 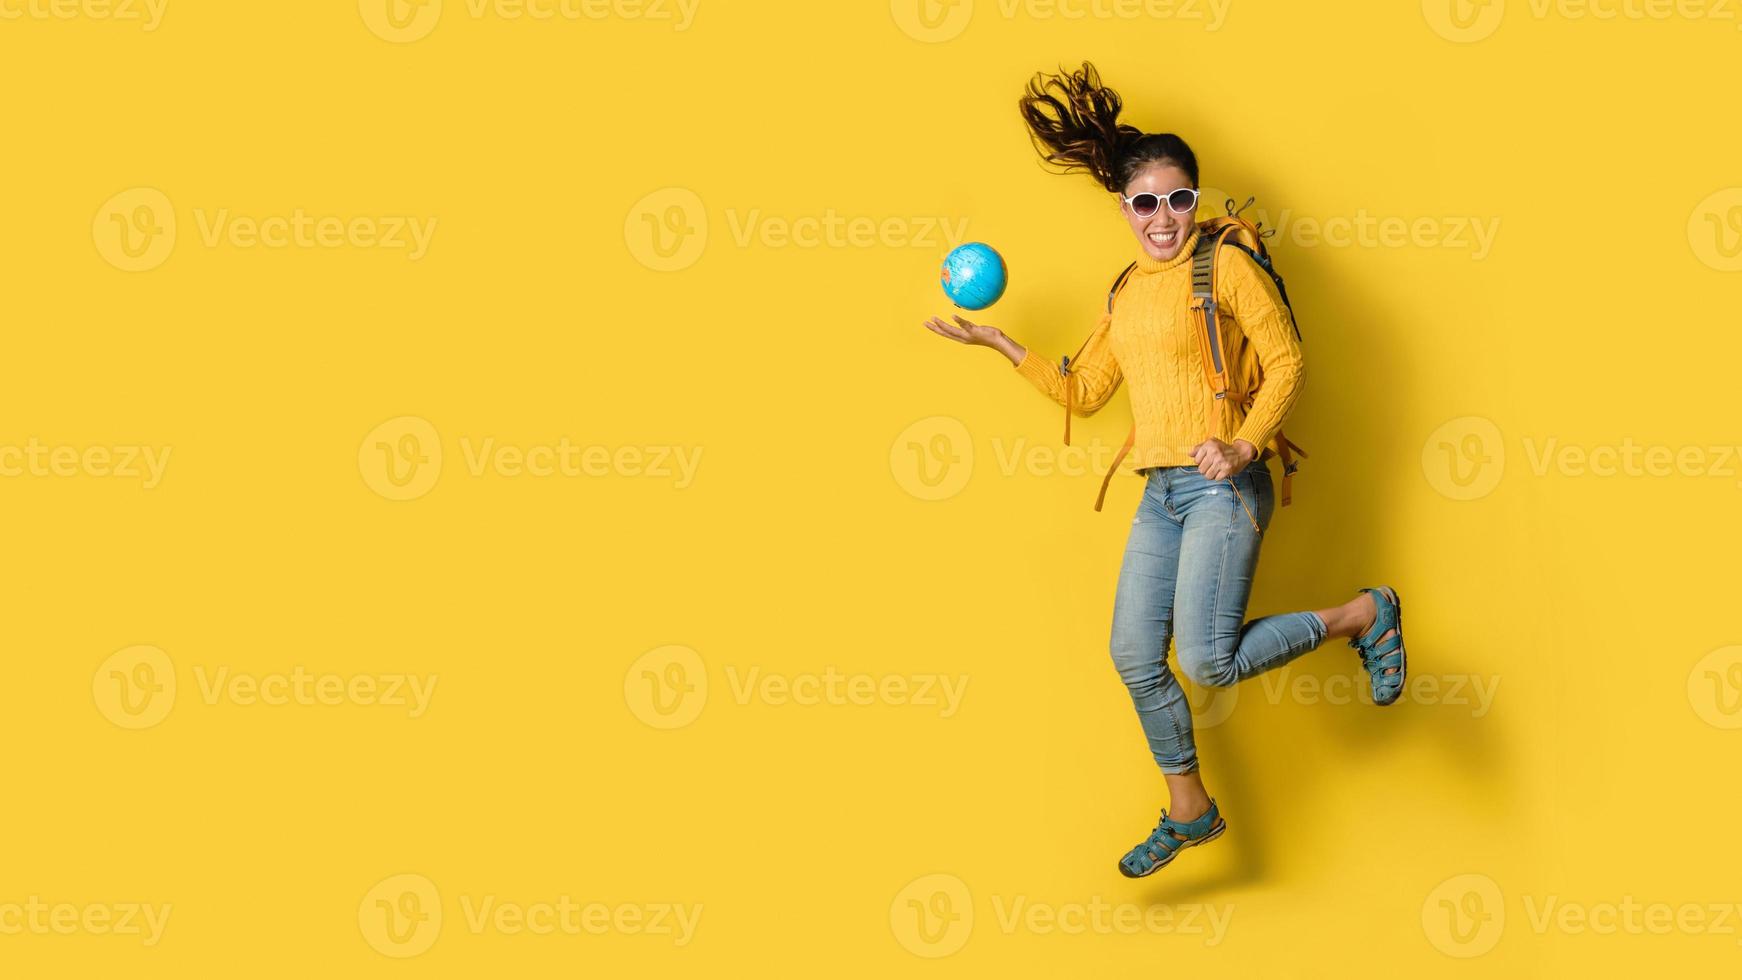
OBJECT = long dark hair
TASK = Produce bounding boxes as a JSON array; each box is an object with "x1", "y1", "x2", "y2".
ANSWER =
[{"x1": 1018, "y1": 61, "x2": 1199, "y2": 194}]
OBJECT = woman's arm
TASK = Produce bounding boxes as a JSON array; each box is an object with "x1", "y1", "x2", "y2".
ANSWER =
[
  {"x1": 923, "y1": 313, "x2": 1124, "y2": 417},
  {"x1": 1220, "y1": 250, "x2": 1305, "y2": 453}
]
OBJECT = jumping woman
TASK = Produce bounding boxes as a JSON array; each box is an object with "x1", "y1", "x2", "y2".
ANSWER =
[{"x1": 921, "y1": 62, "x2": 1408, "y2": 878}]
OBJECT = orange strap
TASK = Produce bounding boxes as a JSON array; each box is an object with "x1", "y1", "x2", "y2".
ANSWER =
[
  {"x1": 1063, "y1": 369, "x2": 1072, "y2": 446},
  {"x1": 1273, "y1": 431, "x2": 1308, "y2": 506},
  {"x1": 1059, "y1": 312, "x2": 1112, "y2": 448},
  {"x1": 1094, "y1": 425, "x2": 1136, "y2": 512}
]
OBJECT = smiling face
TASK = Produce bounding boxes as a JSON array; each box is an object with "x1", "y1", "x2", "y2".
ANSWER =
[{"x1": 1122, "y1": 163, "x2": 1197, "y2": 262}]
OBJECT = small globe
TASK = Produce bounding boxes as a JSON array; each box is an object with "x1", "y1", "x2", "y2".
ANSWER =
[{"x1": 940, "y1": 242, "x2": 1007, "y2": 311}]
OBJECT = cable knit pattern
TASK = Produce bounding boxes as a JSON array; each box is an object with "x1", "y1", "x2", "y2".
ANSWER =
[{"x1": 1013, "y1": 225, "x2": 1305, "y2": 471}]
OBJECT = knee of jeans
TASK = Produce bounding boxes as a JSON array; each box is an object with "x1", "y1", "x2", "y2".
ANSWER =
[
  {"x1": 1177, "y1": 640, "x2": 1238, "y2": 688},
  {"x1": 1108, "y1": 627, "x2": 1165, "y2": 685}
]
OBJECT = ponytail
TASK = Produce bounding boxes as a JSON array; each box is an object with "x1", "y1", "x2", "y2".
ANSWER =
[{"x1": 1018, "y1": 61, "x2": 1200, "y2": 193}]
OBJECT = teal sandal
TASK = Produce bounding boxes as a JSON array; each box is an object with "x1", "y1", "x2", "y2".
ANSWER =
[
  {"x1": 1117, "y1": 800, "x2": 1226, "y2": 878},
  {"x1": 1351, "y1": 586, "x2": 1407, "y2": 706}
]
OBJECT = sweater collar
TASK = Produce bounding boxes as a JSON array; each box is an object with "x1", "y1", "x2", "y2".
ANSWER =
[{"x1": 1133, "y1": 224, "x2": 1201, "y2": 274}]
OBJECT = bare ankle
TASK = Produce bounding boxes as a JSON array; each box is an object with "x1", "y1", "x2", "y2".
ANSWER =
[
  {"x1": 1162, "y1": 771, "x2": 1212, "y2": 822},
  {"x1": 1317, "y1": 593, "x2": 1377, "y2": 640},
  {"x1": 1170, "y1": 799, "x2": 1211, "y2": 822}
]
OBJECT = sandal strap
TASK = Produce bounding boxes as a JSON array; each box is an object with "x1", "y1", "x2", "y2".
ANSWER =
[
  {"x1": 1160, "y1": 801, "x2": 1219, "y2": 839},
  {"x1": 1353, "y1": 587, "x2": 1399, "y2": 649},
  {"x1": 1129, "y1": 801, "x2": 1221, "y2": 862},
  {"x1": 1347, "y1": 587, "x2": 1406, "y2": 703},
  {"x1": 1145, "y1": 833, "x2": 1186, "y2": 857},
  {"x1": 1360, "y1": 642, "x2": 1404, "y2": 666}
]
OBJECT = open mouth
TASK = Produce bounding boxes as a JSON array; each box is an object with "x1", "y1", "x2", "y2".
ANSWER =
[{"x1": 1147, "y1": 229, "x2": 1180, "y2": 247}]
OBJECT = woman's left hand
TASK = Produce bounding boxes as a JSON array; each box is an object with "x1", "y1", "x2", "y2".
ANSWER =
[{"x1": 1190, "y1": 438, "x2": 1259, "y2": 481}]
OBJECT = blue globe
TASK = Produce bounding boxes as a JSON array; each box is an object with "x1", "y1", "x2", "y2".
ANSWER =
[{"x1": 940, "y1": 242, "x2": 1007, "y2": 311}]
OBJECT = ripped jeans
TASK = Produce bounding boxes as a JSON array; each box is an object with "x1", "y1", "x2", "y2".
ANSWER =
[{"x1": 1109, "y1": 464, "x2": 1328, "y2": 774}]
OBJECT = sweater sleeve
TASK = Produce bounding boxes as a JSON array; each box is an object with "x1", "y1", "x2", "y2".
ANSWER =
[
  {"x1": 1012, "y1": 314, "x2": 1124, "y2": 417},
  {"x1": 1220, "y1": 249, "x2": 1304, "y2": 451}
]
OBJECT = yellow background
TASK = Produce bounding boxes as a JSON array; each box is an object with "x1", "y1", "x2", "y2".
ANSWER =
[{"x1": 4, "y1": 0, "x2": 1741, "y2": 974}]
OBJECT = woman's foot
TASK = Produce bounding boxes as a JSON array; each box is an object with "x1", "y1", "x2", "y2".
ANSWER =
[
  {"x1": 1117, "y1": 800, "x2": 1227, "y2": 878},
  {"x1": 1349, "y1": 586, "x2": 1407, "y2": 706}
]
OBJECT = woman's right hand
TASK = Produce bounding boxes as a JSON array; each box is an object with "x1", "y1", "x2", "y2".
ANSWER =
[{"x1": 922, "y1": 314, "x2": 1027, "y2": 367}]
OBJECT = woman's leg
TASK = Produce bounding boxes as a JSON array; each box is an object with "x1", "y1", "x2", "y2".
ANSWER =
[
  {"x1": 1315, "y1": 591, "x2": 1391, "y2": 648},
  {"x1": 1108, "y1": 474, "x2": 1198, "y2": 781},
  {"x1": 1111, "y1": 472, "x2": 1228, "y2": 876},
  {"x1": 1171, "y1": 465, "x2": 1328, "y2": 690}
]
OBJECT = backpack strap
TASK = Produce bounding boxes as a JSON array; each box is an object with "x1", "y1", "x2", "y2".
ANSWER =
[
  {"x1": 1095, "y1": 426, "x2": 1136, "y2": 512},
  {"x1": 1060, "y1": 262, "x2": 1138, "y2": 448},
  {"x1": 1194, "y1": 224, "x2": 1308, "y2": 507},
  {"x1": 1189, "y1": 228, "x2": 1233, "y2": 401},
  {"x1": 1221, "y1": 239, "x2": 1303, "y2": 341},
  {"x1": 1273, "y1": 431, "x2": 1308, "y2": 506},
  {"x1": 1106, "y1": 262, "x2": 1139, "y2": 314}
]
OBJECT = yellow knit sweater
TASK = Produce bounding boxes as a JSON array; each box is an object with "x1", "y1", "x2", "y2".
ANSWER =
[{"x1": 1014, "y1": 225, "x2": 1305, "y2": 471}]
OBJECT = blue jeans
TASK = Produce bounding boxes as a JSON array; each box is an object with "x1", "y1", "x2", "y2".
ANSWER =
[{"x1": 1109, "y1": 464, "x2": 1328, "y2": 774}]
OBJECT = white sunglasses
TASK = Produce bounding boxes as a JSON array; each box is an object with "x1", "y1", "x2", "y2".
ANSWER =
[{"x1": 1121, "y1": 187, "x2": 1200, "y2": 218}]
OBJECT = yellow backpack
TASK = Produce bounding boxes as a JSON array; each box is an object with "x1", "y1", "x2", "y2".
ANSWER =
[{"x1": 1062, "y1": 196, "x2": 1309, "y2": 512}]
